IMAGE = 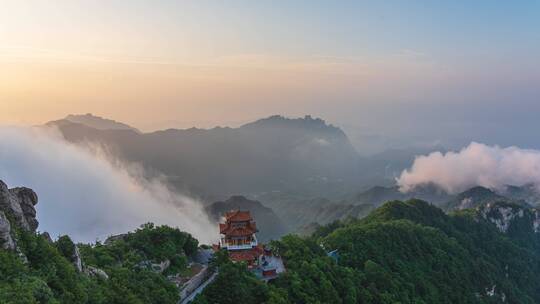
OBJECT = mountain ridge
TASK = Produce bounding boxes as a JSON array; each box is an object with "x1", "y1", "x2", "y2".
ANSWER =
[
  {"x1": 63, "y1": 113, "x2": 140, "y2": 132},
  {"x1": 46, "y1": 114, "x2": 362, "y2": 197}
]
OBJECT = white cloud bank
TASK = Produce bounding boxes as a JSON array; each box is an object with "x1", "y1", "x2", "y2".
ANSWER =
[
  {"x1": 398, "y1": 142, "x2": 540, "y2": 194},
  {"x1": 0, "y1": 126, "x2": 216, "y2": 243}
]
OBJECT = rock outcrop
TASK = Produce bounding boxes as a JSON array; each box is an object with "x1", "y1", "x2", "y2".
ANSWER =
[
  {"x1": 136, "y1": 259, "x2": 171, "y2": 274},
  {"x1": 0, "y1": 180, "x2": 114, "y2": 283},
  {"x1": 0, "y1": 211, "x2": 16, "y2": 250},
  {"x1": 73, "y1": 245, "x2": 83, "y2": 272},
  {"x1": 481, "y1": 202, "x2": 525, "y2": 233},
  {"x1": 0, "y1": 180, "x2": 39, "y2": 250},
  {"x1": 85, "y1": 265, "x2": 109, "y2": 280},
  {"x1": 10, "y1": 186, "x2": 39, "y2": 231},
  {"x1": 0, "y1": 180, "x2": 38, "y2": 231},
  {"x1": 479, "y1": 201, "x2": 540, "y2": 236}
]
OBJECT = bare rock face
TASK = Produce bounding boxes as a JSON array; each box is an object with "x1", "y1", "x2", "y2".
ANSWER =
[
  {"x1": 10, "y1": 187, "x2": 39, "y2": 231},
  {"x1": 480, "y1": 201, "x2": 540, "y2": 234},
  {"x1": 73, "y1": 245, "x2": 83, "y2": 272},
  {"x1": 136, "y1": 259, "x2": 171, "y2": 274},
  {"x1": 0, "y1": 181, "x2": 39, "y2": 232},
  {"x1": 85, "y1": 265, "x2": 109, "y2": 280},
  {"x1": 0, "y1": 180, "x2": 39, "y2": 250},
  {"x1": 0, "y1": 211, "x2": 16, "y2": 250}
]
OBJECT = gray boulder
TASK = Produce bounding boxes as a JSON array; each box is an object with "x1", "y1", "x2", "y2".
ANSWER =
[
  {"x1": 85, "y1": 265, "x2": 109, "y2": 280},
  {"x1": 0, "y1": 211, "x2": 16, "y2": 250},
  {"x1": 0, "y1": 180, "x2": 40, "y2": 251},
  {"x1": 10, "y1": 187, "x2": 39, "y2": 231},
  {"x1": 0, "y1": 180, "x2": 39, "y2": 232},
  {"x1": 73, "y1": 245, "x2": 83, "y2": 272}
]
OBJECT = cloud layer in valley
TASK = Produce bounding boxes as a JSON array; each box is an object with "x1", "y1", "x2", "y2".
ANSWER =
[
  {"x1": 0, "y1": 126, "x2": 216, "y2": 243},
  {"x1": 398, "y1": 142, "x2": 540, "y2": 194}
]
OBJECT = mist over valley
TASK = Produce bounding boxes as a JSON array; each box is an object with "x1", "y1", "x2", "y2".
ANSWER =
[{"x1": 4, "y1": 113, "x2": 537, "y2": 243}]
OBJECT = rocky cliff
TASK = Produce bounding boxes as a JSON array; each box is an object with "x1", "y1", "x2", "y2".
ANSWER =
[
  {"x1": 479, "y1": 201, "x2": 540, "y2": 234},
  {"x1": 0, "y1": 180, "x2": 39, "y2": 250}
]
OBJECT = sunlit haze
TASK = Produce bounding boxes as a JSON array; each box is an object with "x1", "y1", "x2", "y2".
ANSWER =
[
  {"x1": 1, "y1": 1, "x2": 539, "y2": 154},
  {"x1": 3, "y1": 3, "x2": 540, "y2": 301}
]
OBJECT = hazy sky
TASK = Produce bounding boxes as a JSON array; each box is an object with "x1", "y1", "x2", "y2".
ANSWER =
[{"x1": 1, "y1": 1, "x2": 539, "y2": 153}]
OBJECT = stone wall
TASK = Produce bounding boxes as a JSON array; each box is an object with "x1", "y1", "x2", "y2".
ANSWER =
[{"x1": 179, "y1": 265, "x2": 211, "y2": 301}]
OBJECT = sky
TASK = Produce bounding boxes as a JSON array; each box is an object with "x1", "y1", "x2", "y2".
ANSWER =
[{"x1": 1, "y1": 1, "x2": 539, "y2": 154}]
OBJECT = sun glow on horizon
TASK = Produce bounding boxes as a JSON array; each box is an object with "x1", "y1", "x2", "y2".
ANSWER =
[{"x1": 1, "y1": 1, "x2": 538, "y2": 133}]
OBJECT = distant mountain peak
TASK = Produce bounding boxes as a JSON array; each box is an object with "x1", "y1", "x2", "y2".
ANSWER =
[
  {"x1": 353, "y1": 184, "x2": 451, "y2": 207},
  {"x1": 241, "y1": 115, "x2": 341, "y2": 133},
  {"x1": 47, "y1": 113, "x2": 361, "y2": 195},
  {"x1": 63, "y1": 113, "x2": 140, "y2": 132},
  {"x1": 444, "y1": 185, "x2": 530, "y2": 212},
  {"x1": 458, "y1": 186, "x2": 498, "y2": 197},
  {"x1": 226, "y1": 195, "x2": 250, "y2": 202}
]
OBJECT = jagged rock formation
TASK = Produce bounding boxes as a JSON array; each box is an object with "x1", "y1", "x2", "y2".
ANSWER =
[
  {"x1": 0, "y1": 180, "x2": 39, "y2": 250},
  {"x1": 73, "y1": 245, "x2": 83, "y2": 272},
  {"x1": 85, "y1": 265, "x2": 109, "y2": 280},
  {"x1": 479, "y1": 201, "x2": 540, "y2": 235},
  {"x1": 0, "y1": 180, "x2": 38, "y2": 231},
  {"x1": 56, "y1": 235, "x2": 86, "y2": 272},
  {"x1": 58, "y1": 237, "x2": 109, "y2": 278},
  {"x1": 480, "y1": 202, "x2": 525, "y2": 233},
  {"x1": 0, "y1": 211, "x2": 15, "y2": 250}
]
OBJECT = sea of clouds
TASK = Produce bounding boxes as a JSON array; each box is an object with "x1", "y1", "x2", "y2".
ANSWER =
[{"x1": 0, "y1": 126, "x2": 216, "y2": 243}]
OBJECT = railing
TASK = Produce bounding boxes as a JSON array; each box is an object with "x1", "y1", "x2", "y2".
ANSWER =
[{"x1": 220, "y1": 240, "x2": 258, "y2": 250}]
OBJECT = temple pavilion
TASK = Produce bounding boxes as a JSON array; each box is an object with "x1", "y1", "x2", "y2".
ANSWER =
[
  {"x1": 217, "y1": 210, "x2": 263, "y2": 267},
  {"x1": 215, "y1": 210, "x2": 285, "y2": 279}
]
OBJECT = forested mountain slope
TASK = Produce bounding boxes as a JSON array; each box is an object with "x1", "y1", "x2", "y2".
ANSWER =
[
  {"x1": 195, "y1": 199, "x2": 540, "y2": 304},
  {"x1": 0, "y1": 180, "x2": 199, "y2": 304},
  {"x1": 5, "y1": 178, "x2": 540, "y2": 303}
]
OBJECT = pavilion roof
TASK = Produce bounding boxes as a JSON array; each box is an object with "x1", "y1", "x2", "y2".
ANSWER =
[{"x1": 224, "y1": 210, "x2": 253, "y2": 222}]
